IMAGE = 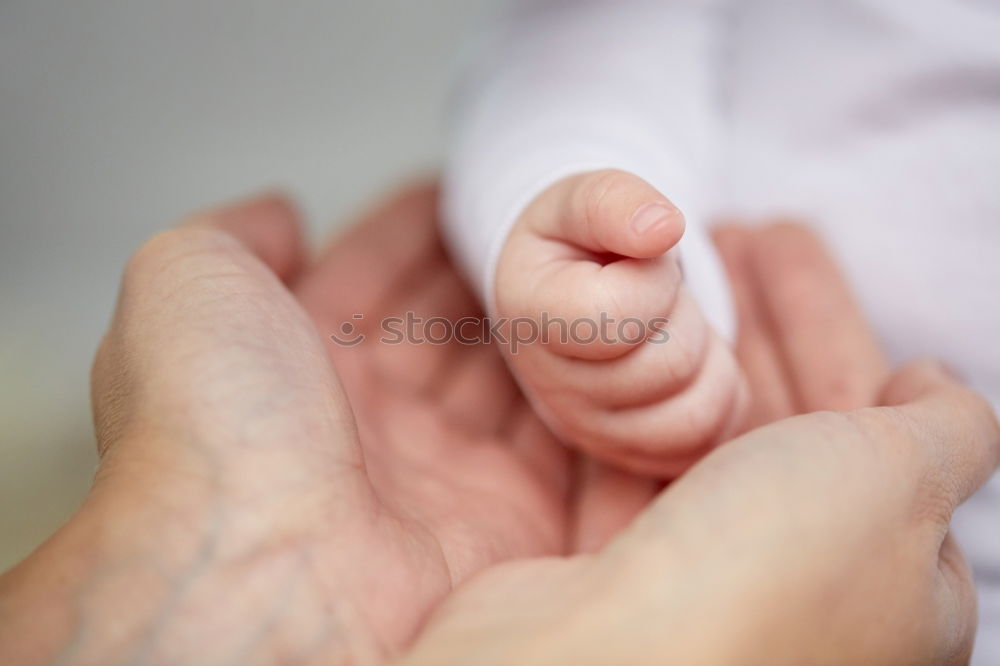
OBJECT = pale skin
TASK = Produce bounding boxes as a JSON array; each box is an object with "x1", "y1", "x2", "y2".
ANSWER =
[
  {"x1": 497, "y1": 169, "x2": 749, "y2": 476},
  {"x1": 0, "y1": 184, "x2": 996, "y2": 665}
]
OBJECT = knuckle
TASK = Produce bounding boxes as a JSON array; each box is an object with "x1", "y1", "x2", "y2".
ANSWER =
[
  {"x1": 547, "y1": 266, "x2": 618, "y2": 322},
  {"x1": 669, "y1": 347, "x2": 700, "y2": 386},
  {"x1": 589, "y1": 278, "x2": 626, "y2": 323},
  {"x1": 759, "y1": 222, "x2": 825, "y2": 260},
  {"x1": 580, "y1": 169, "x2": 635, "y2": 228},
  {"x1": 954, "y1": 386, "x2": 1000, "y2": 474},
  {"x1": 959, "y1": 387, "x2": 1000, "y2": 436},
  {"x1": 675, "y1": 372, "x2": 741, "y2": 447},
  {"x1": 846, "y1": 406, "x2": 959, "y2": 526},
  {"x1": 658, "y1": 316, "x2": 708, "y2": 386}
]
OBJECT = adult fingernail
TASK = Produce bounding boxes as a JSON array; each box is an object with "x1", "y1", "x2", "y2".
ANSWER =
[{"x1": 631, "y1": 202, "x2": 681, "y2": 235}]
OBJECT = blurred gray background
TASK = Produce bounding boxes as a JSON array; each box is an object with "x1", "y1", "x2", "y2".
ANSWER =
[{"x1": 0, "y1": 0, "x2": 496, "y2": 568}]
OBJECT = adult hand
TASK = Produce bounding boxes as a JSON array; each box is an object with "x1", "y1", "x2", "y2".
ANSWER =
[
  {"x1": 400, "y1": 361, "x2": 999, "y2": 666},
  {"x1": 398, "y1": 224, "x2": 999, "y2": 665},
  {"x1": 0, "y1": 187, "x2": 573, "y2": 665}
]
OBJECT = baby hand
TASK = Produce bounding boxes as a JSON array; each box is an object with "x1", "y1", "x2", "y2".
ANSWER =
[{"x1": 495, "y1": 170, "x2": 747, "y2": 476}]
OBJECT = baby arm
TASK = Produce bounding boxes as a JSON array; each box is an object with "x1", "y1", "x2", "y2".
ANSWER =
[{"x1": 443, "y1": 0, "x2": 744, "y2": 476}]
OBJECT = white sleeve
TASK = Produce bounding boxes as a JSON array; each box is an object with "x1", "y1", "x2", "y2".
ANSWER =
[{"x1": 442, "y1": 0, "x2": 735, "y2": 340}]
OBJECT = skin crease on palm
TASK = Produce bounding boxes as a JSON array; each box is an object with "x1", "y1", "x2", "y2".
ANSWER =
[{"x1": 0, "y1": 183, "x2": 996, "y2": 665}]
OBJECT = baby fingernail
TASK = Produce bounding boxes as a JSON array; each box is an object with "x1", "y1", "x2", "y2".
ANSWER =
[{"x1": 631, "y1": 203, "x2": 680, "y2": 235}]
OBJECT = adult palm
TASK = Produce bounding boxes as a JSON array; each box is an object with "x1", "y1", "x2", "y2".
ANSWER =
[{"x1": 65, "y1": 185, "x2": 572, "y2": 665}]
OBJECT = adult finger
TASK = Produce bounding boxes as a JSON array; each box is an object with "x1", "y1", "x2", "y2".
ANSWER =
[
  {"x1": 295, "y1": 181, "x2": 444, "y2": 330},
  {"x1": 293, "y1": 182, "x2": 458, "y2": 393},
  {"x1": 571, "y1": 459, "x2": 661, "y2": 553},
  {"x1": 185, "y1": 192, "x2": 308, "y2": 285},
  {"x1": 751, "y1": 223, "x2": 889, "y2": 412},
  {"x1": 712, "y1": 225, "x2": 795, "y2": 428},
  {"x1": 877, "y1": 360, "x2": 1000, "y2": 514},
  {"x1": 875, "y1": 362, "x2": 994, "y2": 663}
]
